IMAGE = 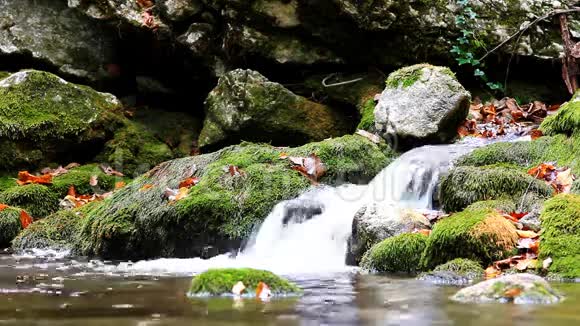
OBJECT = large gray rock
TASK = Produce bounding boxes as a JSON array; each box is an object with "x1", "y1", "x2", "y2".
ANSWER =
[
  {"x1": 0, "y1": 0, "x2": 116, "y2": 82},
  {"x1": 198, "y1": 69, "x2": 352, "y2": 149},
  {"x1": 452, "y1": 274, "x2": 563, "y2": 304},
  {"x1": 374, "y1": 64, "x2": 470, "y2": 147},
  {"x1": 346, "y1": 202, "x2": 430, "y2": 265}
]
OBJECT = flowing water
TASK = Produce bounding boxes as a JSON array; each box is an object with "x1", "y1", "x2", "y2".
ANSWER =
[{"x1": 1, "y1": 135, "x2": 579, "y2": 325}]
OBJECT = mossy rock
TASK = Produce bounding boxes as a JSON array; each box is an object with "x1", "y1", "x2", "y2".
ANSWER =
[
  {"x1": 440, "y1": 165, "x2": 553, "y2": 212},
  {"x1": 0, "y1": 207, "x2": 23, "y2": 248},
  {"x1": 0, "y1": 70, "x2": 124, "y2": 171},
  {"x1": 72, "y1": 134, "x2": 394, "y2": 259},
  {"x1": 360, "y1": 233, "x2": 428, "y2": 273},
  {"x1": 421, "y1": 208, "x2": 518, "y2": 269},
  {"x1": 11, "y1": 209, "x2": 81, "y2": 251},
  {"x1": 433, "y1": 258, "x2": 484, "y2": 278},
  {"x1": 0, "y1": 175, "x2": 16, "y2": 193},
  {"x1": 51, "y1": 164, "x2": 121, "y2": 197},
  {"x1": 189, "y1": 268, "x2": 300, "y2": 296},
  {"x1": 357, "y1": 98, "x2": 376, "y2": 131},
  {"x1": 539, "y1": 194, "x2": 580, "y2": 279},
  {"x1": 0, "y1": 184, "x2": 59, "y2": 218},
  {"x1": 540, "y1": 90, "x2": 580, "y2": 136},
  {"x1": 456, "y1": 134, "x2": 580, "y2": 175},
  {"x1": 465, "y1": 199, "x2": 517, "y2": 213},
  {"x1": 385, "y1": 64, "x2": 456, "y2": 89}
]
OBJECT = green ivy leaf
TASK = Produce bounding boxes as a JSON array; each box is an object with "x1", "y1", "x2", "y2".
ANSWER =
[{"x1": 474, "y1": 69, "x2": 485, "y2": 77}]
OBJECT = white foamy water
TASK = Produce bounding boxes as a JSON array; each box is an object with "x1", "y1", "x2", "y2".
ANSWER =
[{"x1": 26, "y1": 135, "x2": 529, "y2": 277}]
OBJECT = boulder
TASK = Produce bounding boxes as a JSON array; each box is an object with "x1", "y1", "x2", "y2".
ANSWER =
[
  {"x1": 0, "y1": 206, "x2": 23, "y2": 248},
  {"x1": 374, "y1": 64, "x2": 470, "y2": 148},
  {"x1": 0, "y1": 0, "x2": 116, "y2": 82},
  {"x1": 421, "y1": 208, "x2": 518, "y2": 269},
  {"x1": 418, "y1": 258, "x2": 484, "y2": 286},
  {"x1": 0, "y1": 184, "x2": 59, "y2": 219},
  {"x1": 452, "y1": 273, "x2": 563, "y2": 304},
  {"x1": 439, "y1": 165, "x2": 553, "y2": 212},
  {"x1": 540, "y1": 89, "x2": 580, "y2": 136},
  {"x1": 360, "y1": 233, "x2": 428, "y2": 273},
  {"x1": 346, "y1": 203, "x2": 430, "y2": 265},
  {"x1": 189, "y1": 268, "x2": 300, "y2": 296},
  {"x1": 12, "y1": 210, "x2": 81, "y2": 251},
  {"x1": 199, "y1": 69, "x2": 352, "y2": 150},
  {"x1": 539, "y1": 194, "x2": 580, "y2": 279},
  {"x1": 17, "y1": 135, "x2": 393, "y2": 259}
]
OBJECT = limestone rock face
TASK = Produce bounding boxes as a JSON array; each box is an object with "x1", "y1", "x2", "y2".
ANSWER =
[
  {"x1": 0, "y1": 0, "x2": 116, "y2": 82},
  {"x1": 374, "y1": 64, "x2": 470, "y2": 147},
  {"x1": 199, "y1": 69, "x2": 352, "y2": 149}
]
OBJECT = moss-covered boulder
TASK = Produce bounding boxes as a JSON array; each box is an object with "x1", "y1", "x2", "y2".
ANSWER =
[
  {"x1": 421, "y1": 208, "x2": 518, "y2": 269},
  {"x1": 360, "y1": 233, "x2": 428, "y2": 273},
  {"x1": 66, "y1": 135, "x2": 393, "y2": 259},
  {"x1": 540, "y1": 90, "x2": 580, "y2": 136},
  {"x1": 539, "y1": 194, "x2": 580, "y2": 279},
  {"x1": 199, "y1": 69, "x2": 353, "y2": 150},
  {"x1": 440, "y1": 165, "x2": 553, "y2": 212},
  {"x1": 465, "y1": 200, "x2": 518, "y2": 213},
  {"x1": 419, "y1": 258, "x2": 484, "y2": 286},
  {"x1": 0, "y1": 184, "x2": 59, "y2": 219},
  {"x1": 0, "y1": 206, "x2": 23, "y2": 248},
  {"x1": 374, "y1": 64, "x2": 470, "y2": 148},
  {"x1": 0, "y1": 70, "x2": 124, "y2": 171},
  {"x1": 51, "y1": 164, "x2": 121, "y2": 197},
  {"x1": 12, "y1": 210, "x2": 81, "y2": 251},
  {"x1": 189, "y1": 268, "x2": 300, "y2": 296},
  {"x1": 452, "y1": 273, "x2": 563, "y2": 304}
]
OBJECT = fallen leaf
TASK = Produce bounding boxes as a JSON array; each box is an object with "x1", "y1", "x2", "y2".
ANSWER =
[
  {"x1": 279, "y1": 152, "x2": 289, "y2": 159},
  {"x1": 288, "y1": 153, "x2": 326, "y2": 183},
  {"x1": 115, "y1": 181, "x2": 126, "y2": 189},
  {"x1": 542, "y1": 257, "x2": 553, "y2": 269},
  {"x1": 89, "y1": 175, "x2": 98, "y2": 187},
  {"x1": 68, "y1": 185, "x2": 77, "y2": 197},
  {"x1": 136, "y1": 0, "x2": 154, "y2": 8},
  {"x1": 100, "y1": 165, "x2": 124, "y2": 177},
  {"x1": 413, "y1": 229, "x2": 431, "y2": 236},
  {"x1": 504, "y1": 287, "x2": 523, "y2": 298},
  {"x1": 139, "y1": 184, "x2": 154, "y2": 192},
  {"x1": 484, "y1": 266, "x2": 502, "y2": 279},
  {"x1": 256, "y1": 282, "x2": 271, "y2": 300},
  {"x1": 179, "y1": 177, "x2": 200, "y2": 188},
  {"x1": 515, "y1": 258, "x2": 537, "y2": 271},
  {"x1": 517, "y1": 230, "x2": 539, "y2": 239},
  {"x1": 16, "y1": 171, "x2": 52, "y2": 186},
  {"x1": 232, "y1": 281, "x2": 246, "y2": 295},
  {"x1": 355, "y1": 129, "x2": 381, "y2": 143},
  {"x1": 228, "y1": 165, "x2": 244, "y2": 177},
  {"x1": 19, "y1": 210, "x2": 33, "y2": 229},
  {"x1": 64, "y1": 162, "x2": 81, "y2": 170},
  {"x1": 0, "y1": 204, "x2": 8, "y2": 211},
  {"x1": 41, "y1": 166, "x2": 69, "y2": 177}
]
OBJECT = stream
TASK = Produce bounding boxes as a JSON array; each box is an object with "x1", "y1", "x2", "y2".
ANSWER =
[{"x1": 1, "y1": 135, "x2": 579, "y2": 325}]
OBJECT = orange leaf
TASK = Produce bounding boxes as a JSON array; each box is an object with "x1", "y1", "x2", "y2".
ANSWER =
[
  {"x1": 0, "y1": 204, "x2": 8, "y2": 211},
  {"x1": 179, "y1": 177, "x2": 200, "y2": 188},
  {"x1": 517, "y1": 230, "x2": 539, "y2": 238},
  {"x1": 115, "y1": 181, "x2": 126, "y2": 189},
  {"x1": 413, "y1": 229, "x2": 431, "y2": 236},
  {"x1": 484, "y1": 266, "x2": 501, "y2": 279},
  {"x1": 16, "y1": 171, "x2": 52, "y2": 186},
  {"x1": 279, "y1": 152, "x2": 289, "y2": 159},
  {"x1": 504, "y1": 287, "x2": 523, "y2": 298},
  {"x1": 68, "y1": 185, "x2": 77, "y2": 197},
  {"x1": 530, "y1": 129, "x2": 543, "y2": 140},
  {"x1": 19, "y1": 210, "x2": 33, "y2": 229},
  {"x1": 139, "y1": 184, "x2": 154, "y2": 192}
]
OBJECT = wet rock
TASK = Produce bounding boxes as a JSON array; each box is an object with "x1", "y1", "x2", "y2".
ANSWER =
[
  {"x1": 199, "y1": 69, "x2": 352, "y2": 150},
  {"x1": 0, "y1": 207, "x2": 24, "y2": 248},
  {"x1": 160, "y1": 0, "x2": 202, "y2": 22},
  {"x1": 540, "y1": 89, "x2": 580, "y2": 136},
  {"x1": 519, "y1": 209, "x2": 542, "y2": 232},
  {"x1": 452, "y1": 273, "x2": 563, "y2": 304},
  {"x1": 374, "y1": 64, "x2": 470, "y2": 148},
  {"x1": 177, "y1": 23, "x2": 214, "y2": 57},
  {"x1": 12, "y1": 210, "x2": 81, "y2": 251},
  {"x1": 360, "y1": 233, "x2": 428, "y2": 273},
  {"x1": 421, "y1": 208, "x2": 518, "y2": 269},
  {"x1": 347, "y1": 203, "x2": 430, "y2": 266},
  {"x1": 281, "y1": 200, "x2": 324, "y2": 225},
  {"x1": 418, "y1": 258, "x2": 484, "y2": 286},
  {"x1": 0, "y1": 0, "x2": 116, "y2": 82}
]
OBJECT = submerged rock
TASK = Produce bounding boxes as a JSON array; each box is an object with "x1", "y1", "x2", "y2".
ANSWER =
[
  {"x1": 189, "y1": 268, "x2": 300, "y2": 296},
  {"x1": 374, "y1": 64, "x2": 470, "y2": 148},
  {"x1": 347, "y1": 203, "x2": 430, "y2": 265},
  {"x1": 0, "y1": 0, "x2": 116, "y2": 82},
  {"x1": 360, "y1": 233, "x2": 428, "y2": 273},
  {"x1": 452, "y1": 273, "x2": 563, "y2": 304},
  {"x1": 421, "y1": 208, "x2": 518, "y2": 269},
  {"x1": 199, "y1": 69, "x2": 352, "y2": 150},
  {"x1": 539, "y1": 194, "x2": 580, "y2": 279},
  {"x1": 418, "y1": 258, "x2": 484, "y2": 286}
]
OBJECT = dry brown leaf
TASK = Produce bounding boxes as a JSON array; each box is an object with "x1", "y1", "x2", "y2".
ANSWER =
[
  {"x1": 355, "y1": 130, "x2": 381, "y2": 144},
  {"x1": 89, "y1": 175, "x2": 98, "y2": 187}
]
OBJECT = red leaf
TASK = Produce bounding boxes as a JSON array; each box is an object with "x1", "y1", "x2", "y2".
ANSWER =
[
  {"x1": 530, "y1": 129, "x2": 543, "y2": 140},
  {"x1": 228, "y1": 165, "x2": 244, "y2": 177},
  {"x1": 0, "y1": 204, "x2": 8, "y2": 211},
  {"x1": 16, "y1": 171, "x2": 52, "y2": 186},
  {"x1": 19, "y1": 210, "x2": 33, "y2": 229},
  {"x1": 179, "y1": 177, "x2": 200, "y2": 188}
]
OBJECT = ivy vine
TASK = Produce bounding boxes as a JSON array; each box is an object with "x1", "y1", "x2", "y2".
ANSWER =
[{"x1": 451, "y1": 0, "x2": 503, "y2": 92}]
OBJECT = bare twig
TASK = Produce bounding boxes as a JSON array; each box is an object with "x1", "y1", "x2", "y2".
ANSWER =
[{"x1": 322, "y1": 73, "x2": 364, "y2": 87}]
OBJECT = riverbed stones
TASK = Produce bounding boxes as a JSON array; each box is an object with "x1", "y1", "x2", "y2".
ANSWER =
[
  {"x1": 199, "y1": 69, "x2": 352, "y2": 150},
  {"x1": 452, "y1": 273, "x2": 563, "y2": 304},
  {"x1": 374, "y1": 64, "x2": 470, "y2": 148},
  {"x1": 418, "y1": 258, "x2": 484, "y2": 286},
  {"x1": 347, "y1": 203, "x2": 430, "y2": 265},
  {"x1": 421, "y1": 208, "x2": 518, "y2": 269}
]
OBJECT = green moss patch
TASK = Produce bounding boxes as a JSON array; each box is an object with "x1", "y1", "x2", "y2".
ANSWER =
[
  {"x1": 189, "y1": 268, "x2": 300, "y2": 296},
  {"x1": 356, "y1": 98, "x2": 376, "y2": 131},
  {"x1": 432, "y1": 258, "x2": 484, "y2": 279},
  {"x1": 360, "y1": 233, "x2": 428, "y2": 273},
  {"x1": 0, "y1": 207, "x2": 23, "y2": 248},
  {"x1": 540, "y1": 91, "x2": 580, "y2": 136},
  {"x1": 12, "y1": 210, "x2": 81, "y2": 250},
  {"x1": 52, "y1": 164, "x2": 120, "y2": 197},
  {"x1": 440, "y1": 165, "x2": 553, "y2": 212},
  {"x1": 539, "y1": 194, "x2": 580, "y2": 279},
  {"x1": 0, "y1": 184, "x2": 59, "y2": 218},
  {"x1": 465, "y1": 199, "x2": 517, "y2": 213},
  {"x1": 421, "y1": 208, "x2": 518, "y2": 269},
  {"x1": 386, "y1": 64, "x2": 455, "y2": 89}
]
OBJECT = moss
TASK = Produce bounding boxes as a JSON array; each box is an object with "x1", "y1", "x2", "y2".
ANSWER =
[
  {"x1": 189, "y1": 268, "x2": 300, "y2": 296},
  {"x1": 540, "y1": 91, "x2": 580, "y2": 136},
  {"x1": 457, "y1": 134, "x2": 580, "y2": 175},
  {"x1": 0, "y1": 207, "x2": 22, "y2": 248},
  {"x1": 356, "y1": 98, "x2": 375, "y2": 131},
  {"x1": 385, "y1": 64, "x2": 456, "y2": 89},
  {"x1": 12, "y1": 210, "x2": 81, "y2": 250},
  {"x1": 51, "y1": 164, "x2": 120, "y2": 197},
  {"x1": 0, "y1": 175, "x2": 16, "y2": 193},
  {"x1": 0, "y1": 72, "x2": 9, "y2": 80},
  {"x1": 465, "y1": 199, "x2": 517, "y2": 213},
  {"x1": 360, "y1": 233, "x2": 428, "y2": 273},
  {"x1": 0, "y1": 184, "x2": 59, "y2": 218},
  {"x1": 97, "y1": 122, "x2": 174, "y2": 177},
  {"x1": 440, "y1": 165, "x2": 553, "y2": 212},
  {"x1": 539, "y1": 194, "x2": 580, "y2": 279},
  {"x1": 421, "y1": 208, "x2": 518, "y2": 269},
  {"x1": 432, "y1": 258, "x2": 484, "y2": 279}
]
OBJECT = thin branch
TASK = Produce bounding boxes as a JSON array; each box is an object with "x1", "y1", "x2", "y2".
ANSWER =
[
  {"x1": 479, "y1": 7, "x2": 580, "y2": 62},
  {"x1": 322, "y1": 73, "x2": 364, "y2": 87}
]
